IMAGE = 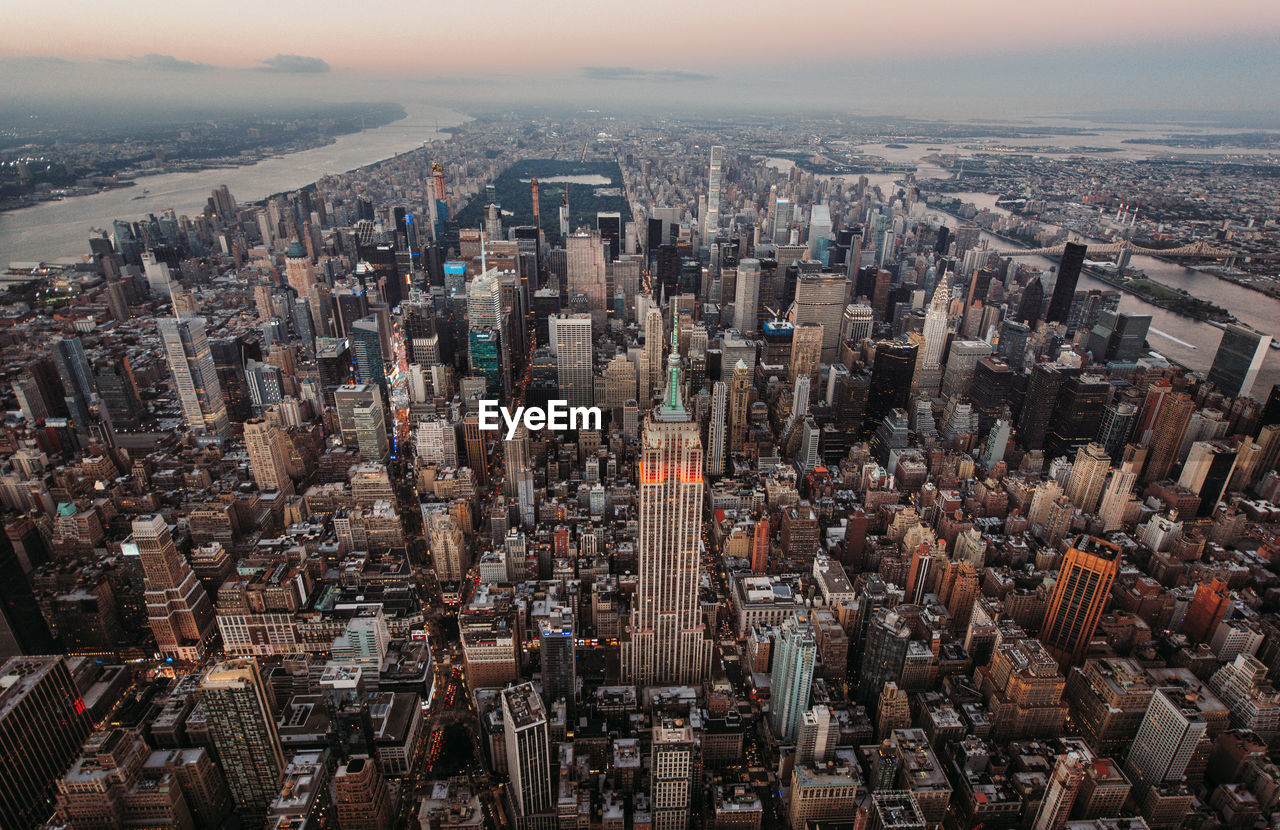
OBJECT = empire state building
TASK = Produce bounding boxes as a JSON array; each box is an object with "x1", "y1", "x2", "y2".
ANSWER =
[{"x1": 622, "y1": 323, "x2": 713, "y2": 687}]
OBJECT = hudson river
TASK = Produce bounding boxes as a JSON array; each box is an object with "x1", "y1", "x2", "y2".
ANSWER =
[{"x1": 0, "y1": 102, "x2": 468, "y2": 265}]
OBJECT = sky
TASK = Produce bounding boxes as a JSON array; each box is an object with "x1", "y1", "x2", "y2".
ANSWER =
[{"x1": 4, "y1": 0, "x2": 1280, "y2": 120}]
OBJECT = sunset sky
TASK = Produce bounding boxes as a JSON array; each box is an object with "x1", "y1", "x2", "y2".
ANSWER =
[{"x1": 4, "y1": 0, "x2": 1280, "y2": 118}]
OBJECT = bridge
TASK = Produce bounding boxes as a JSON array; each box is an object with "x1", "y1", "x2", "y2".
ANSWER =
[{"x1": 994, "y1": 239, "x2": 1238, "y2": 259}]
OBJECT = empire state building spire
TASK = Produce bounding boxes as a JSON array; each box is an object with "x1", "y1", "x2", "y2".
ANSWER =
[{"x1": 658, "y1": 315, "x2": 687, "y2": 420}]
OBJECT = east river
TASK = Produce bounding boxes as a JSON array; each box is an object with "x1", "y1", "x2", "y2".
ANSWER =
[{"x1": 0, "y1": 102, "x2": 468, "y2": 265}]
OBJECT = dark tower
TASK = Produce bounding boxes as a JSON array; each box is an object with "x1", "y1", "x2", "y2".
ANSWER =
[{"x1": 1045, "y1": 242, "x2": 1087, "y2": 325}]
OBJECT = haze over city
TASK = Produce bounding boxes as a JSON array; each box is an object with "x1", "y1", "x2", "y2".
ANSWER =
[{"x1": 2, "y1": 4, "x2": 1280, "y2": 830}]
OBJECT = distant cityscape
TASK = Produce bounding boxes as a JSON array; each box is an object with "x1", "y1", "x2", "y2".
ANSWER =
[{"x1": 0, "y1": 103, "x2": 1279, "y2": 830}]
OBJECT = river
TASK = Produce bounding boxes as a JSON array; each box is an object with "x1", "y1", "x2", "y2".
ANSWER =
[
  {"x1": 926, "y1": 191, "x2": 1280, "y2": 392},
  {"x1": 0, "y1": 102, "x2": 470, "y2": 266}
]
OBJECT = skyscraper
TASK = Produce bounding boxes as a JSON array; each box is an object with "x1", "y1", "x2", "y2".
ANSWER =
[
  {"x1": 502, "y1": 683, "x2": 553, "y2": 820},
  {"x1": 728, "y1": 359, "x2": 752, "y2": 453},
  {"x1": 1177, "y1": 440, "x2": 1239, "y2": 517},
  {"x1": 1032, "y1": 752, "x2": 1087, "y2": 830},
  {"x1": 0, "y1": 656, "x2": 93, "y2": 830},
  {"x1": 917, "y1": 283, "x2": 951, "y2": 394},
  {"x1": 504, "y1": 424, "x2": 536, "y2": 527},
  {"x1": 159, "y1": 316, "x2": 231, "y2": 438},
  {"x1": 244, "y1": 417, "x2": 292, "y2": 494},
  {"x1": 771, "y1": 612, "x2": 818, "y2": 742},
  {"x1": 706, "y1": 380, "x2": 728, "y2": 477},
  {"x1": 51, "y1": 336, "x2": 95, "y2": 436},
  {"x1": 201, "y1": 658, "x2": 286, "y2": 827},
  {"x1": 1046, "y1": 242, "x2": 1087, "y2": 325},
  {"x1": 1040, "y1": 536, "x2": 1121, "y2": 665},
  {"x1": 566, "y1": 230, "x2": 608, "y2": 332},
  {"x1": 333, "y1": 756, "x2": 392, "y2": 830},
  {"x1": 734, "y1": 258, "x2": 761, "y2": 335},
  {"x1": 794, "y1": 274, "x2": 849, "y2": 360},
  {"x1": 1125, "y1": 686, "x2": 1209, "y2": 789},
  {"x1": 866, "y1": 341, "x2": 918, "y2": 431},
  {"x1": 1142, "y1": 393, "x2": 1194, "y2": 483},
  {"x1": 651, "y1": 718, "x2": 696, "y2": 830},
  {"x1": 790, "y1": 322, "x2": 824, "y2": 385},
  {"x1": 645, "y1": 306, "x2": 664, "y2": 403},
  {"x1": 1046, "y1": 374, "x2": 1111, "y2": 461},
  {"x1": 132, "y1": 514, "x2": 215, "y2": 661},
  {"x1": 350, "y1": 316, "x2": 387, "y2": 394},
  {"x1": 859, "y1": 608, "x2": 912, "y2": 706},
  {"x1": 623, "y1": 327, "x2": 712, "y2": 687},
  {"x1": 550, "y1": 313, "x2": 593, "y2": 407},
  {"x1": 1207, "y1": 323, "x2": 1271, "y2": 399},
  {"x1": 538, "y1": 607, "x2": 575, "y2": 711},
  {"x1": 704, "y1": 145, "x2": 723, "y2": 240},
  {"x1": 1064, "y1": 442, "x2": 1111, "y2": 514}
]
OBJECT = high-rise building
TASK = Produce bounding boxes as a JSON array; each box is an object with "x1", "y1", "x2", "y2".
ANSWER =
[
  {"x1": 502, "y1": 683, "x2": 554, "y2": 820},
  {"x1": 734, "y1": 258, "x2": 761, "y2": 335},
  {"x1": 728, "y1": 359, "x2": 753, "y2": 453},
  {"x1": 1142, "y1": 393, "x2": 1194, "y2": 483},
  {"x1": 132, "y1": 514, "x2": 215, "y2": 661},
  {"x1": 706, "y1": 381, "x2": 728, "y2": 477},
  {"x1": 917, "y1": 284, "x2": 951, "y2": 394},
  {"x1": 940, "y1": 339, "x2": 993, "y2": 401},
  {"x1": 333, "y1": 755, "x2": 392, "y2": 830},
  {"x1": 0, "y1": 656, "x2": 93, "y2": 829},
  {"x1": 1065, "y1": 442, "x2": 1111, "y2": 514},
  {"x1": 1178, "y1": 440, "x2": 1239, "y2": 517},
  {"x1": 1040, "y1": 536, "x2": 1121, "y2": 665},
  {"x1": 55, "y1": 727, "x2": 196, "y2": 829},
  {"x1": 645, "y1": 306, "x2": 664, "y2": 403},
  {"x1": 1098, "y1": 465, "x2": 1139, "y2": 532},
  {"x1": 623, "y1": 328, "x2": 712, "y2": 687},
  {"x1": 566, "y1": 230, "x2": 608, "y2": 331},
  {"x1": 1088, "y1": 311, "x2": 1152, "y2": 365},
  {"x1": 796, "y1": 705, "x2": 834, "y2": 765},
  {"x1": 550, "y1": 313, "x2": 593, "y2": 407},
  {"x1": 244, "y1": 418, "x2": 292, "y2": 494},
  {"x1": 1207, "y1": 323, "x2": 1271, "y2": 399},
  {"x1": 771, "y1": 612, "x2": 818, "y2": 742},
  {"x1": 1018, "y1": 364, "x2": 1075, "y2": 451},
  {"x1": 352, "y1": 400, "x2": 389, "y2": 462},
  {"x1": 651, "y1": 718, "x2": 695, "y2": 830},
  {"x1": 859, "y1": 608, "x2": 912, "y2": 706},
  {"x1": 52, "y1": 336, "x2": 95, "y2": 435},
  {"x1": 335, "y1": 384, "x2": 383, "y2": 448},
  {"x1": 1045, "y1": 243, "x2": 1086, "y2": 325},
  {"x1": 704, "y1": 145, "x2": 723, "y2": 240},
  {"x1": 789, "y1": 322, "x2": 823, "y2": 385},
  {"x1": 349, "y1": 316, "x2": 387, "y2": 394},
  {"x1": 159, "y1": 316, "x2": 231, "y2": 438},
  {"x1": 789, "y1": 763, "x2": 863, "y2": 829},
  {"x1": 200, "y1": 659, "x2": 286, "y2": 827},
  {"x1": 843, "y1": 303, "x2": 874, "y2": 343},
  {"x1": 1125, "y1": 686, "x2": 1209, "y2": 788},
  {"x1": 1097, "y1": 400, "x2": 1139, "y2": 459},
  {"x1": 866, "y1": 341, "x2": 918, "y2": 431},
  {"x1": 504, "y1": 424, "x2": 536, "y2": 527},
  {"x1": 794, "y1": 274, "x2": 848, "y2": 360},
  {"x1": 426, "y1": 512, "x2": 469, "y2": 582},
  {"x1": 998, "y1": 319, "x2": 1031, "y2": 372},
  {"x1": 1046, "y1": 374, "x2": 1111, "y2": 461},
  {"x1": 539, "y1": 607, "x2": 575, "y2": 710},
  {"x1": 1032, "y1": 752, "x2": 1087, "y2": 830}
]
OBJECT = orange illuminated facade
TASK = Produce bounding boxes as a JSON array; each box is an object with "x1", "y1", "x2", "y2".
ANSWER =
[{"x1": 1041, "y1": 536, "x2": 1121, "y2": 666}]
